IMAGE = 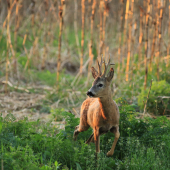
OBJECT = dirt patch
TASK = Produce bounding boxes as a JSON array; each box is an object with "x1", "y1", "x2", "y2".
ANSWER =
[
  {"x1": 0, "y1": 91, "x2": 65, "y2": 130},
  {"x1": 0, "y1": 91, "x2": 46, "y2": 120}
]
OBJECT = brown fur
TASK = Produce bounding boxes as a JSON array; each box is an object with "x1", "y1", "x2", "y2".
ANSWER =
[
  {"x1": 73, "y1": 60, "x2": 120, "y2": 157},
  {"x1": 98, "y1": 98, "x2": 107, "y2": 120}
]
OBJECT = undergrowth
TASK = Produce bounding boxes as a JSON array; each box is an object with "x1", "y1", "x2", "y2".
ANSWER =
[
  {"x1": 138, "y1": 80, "x2": 170, "y2": 115},
  {"x1": 0, "y1": 101, "x2": 170, "y2": 170}
]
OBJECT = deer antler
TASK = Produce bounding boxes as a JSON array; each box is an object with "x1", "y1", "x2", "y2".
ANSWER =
[
  {"x1": 97, "y1": 54, "x2": 115, "y2": 77},
  {"x1": 97, "y1": 55, "x2": 103, "y2": 76},
  {"x1": 101, "y1": 55, "x2": 111, "y2": 77}
]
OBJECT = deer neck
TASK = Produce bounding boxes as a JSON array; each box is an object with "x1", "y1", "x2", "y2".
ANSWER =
[{"x1": 98, "y1": 88, "x2": 113, "y2": 119}]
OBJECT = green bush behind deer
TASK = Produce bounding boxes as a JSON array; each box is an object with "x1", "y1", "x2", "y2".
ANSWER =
[{"x1": 138, "y1": 80, "x2": 170, "y2": 115}]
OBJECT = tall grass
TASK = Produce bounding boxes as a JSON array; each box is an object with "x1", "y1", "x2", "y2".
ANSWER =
[{"x1": 0, "y1": 0, "x2": 169, "y2": 89}]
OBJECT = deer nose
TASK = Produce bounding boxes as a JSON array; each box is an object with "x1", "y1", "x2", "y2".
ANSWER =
[{"x1": 87, "y1": 91, "x2": 95, "y2": 97}]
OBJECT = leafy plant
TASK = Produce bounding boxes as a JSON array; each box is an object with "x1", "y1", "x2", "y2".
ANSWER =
[
  {"x1": 138, "y1": 80, "x2": 170, "y2": 115},
  {"x1": 1, "y1": 104, "x2": 170, "y2": 170}
]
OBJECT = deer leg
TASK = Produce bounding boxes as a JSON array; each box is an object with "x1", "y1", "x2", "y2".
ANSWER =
[
  {"x1": 107, "y1": 126, "x2": 120, "y2": 157},
  {"x1": 73, "y1": 125, "x2": 80, "y2": 141},
  {"x1": 94, "y1": 127, "x2": 100, "y2": 153},
  {"x1": 73, "y1": 125, "x2": 90, "y2": 141},
  {"x1": 96, "y1": 135, "x2": 100, "y2": 153},
  {"x1": 85, "y1": 133, "x2": 94, "y2": 144},
  {"x1": 86, "y1": 129, "x2": 108, "y2": 144}
]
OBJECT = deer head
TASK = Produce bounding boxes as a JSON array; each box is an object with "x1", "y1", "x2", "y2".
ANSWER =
[{"x1": 87, "y1": 57, "x2": 114, "y2": 98}]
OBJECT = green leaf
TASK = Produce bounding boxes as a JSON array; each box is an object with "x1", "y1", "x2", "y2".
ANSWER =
[
  {"x1": 0, "y1": 121, "x2": 2, "y2": 133},
  {"x1": 76, "y1": 163, "x2": 82, "y2": 170}
]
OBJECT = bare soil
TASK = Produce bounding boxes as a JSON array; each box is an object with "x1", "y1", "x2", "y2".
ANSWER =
[{"x1": 0, "y1": 90, "x2": 66, "y2": 130}]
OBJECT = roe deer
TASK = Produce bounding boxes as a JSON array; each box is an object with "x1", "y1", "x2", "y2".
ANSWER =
[{"x1": 73, "y1": 57, "x2": 120, "y2": 156}]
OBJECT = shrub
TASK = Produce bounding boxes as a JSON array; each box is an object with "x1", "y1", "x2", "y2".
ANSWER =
[
  {"x1": 1, "y1": 105, "x2": 170, "y2": 169},
  {"x1": 138, "y1": 80, "x2": 170, "y2": 115}
]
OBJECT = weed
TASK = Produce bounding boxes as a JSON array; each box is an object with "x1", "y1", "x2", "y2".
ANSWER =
[
  {"x1": 1, "y1": 103, "x2": 170, "y2": 170},
  {"x1": 138, "y1": 80, "x2": 170, "y2": 115}
]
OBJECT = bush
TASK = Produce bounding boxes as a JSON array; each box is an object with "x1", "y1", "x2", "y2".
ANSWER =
[{"x1": 138, "y1": 80, "x2": 170, "y2": 115}]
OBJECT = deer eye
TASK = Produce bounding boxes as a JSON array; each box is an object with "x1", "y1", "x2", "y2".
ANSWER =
[{"x1": 98, "y1": 84, "x2": 103, "y2": 87}]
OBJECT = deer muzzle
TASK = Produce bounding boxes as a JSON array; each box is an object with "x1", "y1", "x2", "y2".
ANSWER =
[{"x1": 87, "y1": 91, "x2": 95, "y2": 97}]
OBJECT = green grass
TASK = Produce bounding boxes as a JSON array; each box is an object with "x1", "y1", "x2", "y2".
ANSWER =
[
  {"x1": 1, "y1": 104, "x2": 170, "y2": 170},
  {"x1": 0, "y1": 29, "x2": 32, "y2": 55}
]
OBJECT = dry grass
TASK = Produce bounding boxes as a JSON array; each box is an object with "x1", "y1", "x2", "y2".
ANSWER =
[{"x1": 0, "y1": 0, "x2": 169, "y2": 115}]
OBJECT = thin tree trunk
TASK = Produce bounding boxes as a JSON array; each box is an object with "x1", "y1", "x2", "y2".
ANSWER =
[
  {"x1": 57, "y1": 0, "x2": 65, "y2": 86},
  {"x1": 87, "y1": 0, "x2": 96, "y2": 85},
  {"x1": 74, "y1": 0, "x2": 81, "y2": 56},
  {"x1": 99, "y1": 0, "x2": 103, "y2": 58},
  {"x1": 102, "y1": 0, "x2": 108, "y2": 58},
  {"x1": 125, "y1": 0, "x2": 132, "y2": 81},
  {"x1": 80, "y1": 0, "x2": 85, "y2": 75},
  {"x1": 156, "y1": 0, "x2": 164, "y2": 81},
  {"x1": 167, "y1": 0, "x2": 170, "y2": 67},
  {"x1": 130, "y1": 0, "x2": 135, "y2": 72},
  {"x1": 122, "y1": 0, "x2": 129, "y2": 72},
  {"x1": 5, "y1": 0, "x2": 11, "y2": 93},
  {"x1": 87, "y1": 0, "x2": 92, "y2": 32},
  {"x1": 150, "y1": 0, "x2": 157, "y2": 72},
  {"x1": 149, "y1": 23, "x2": 157, "y2": 72},
  {"x1": 31, "y1": 0, "x2": 35, "y2": 37},
  {"x1": 13, "y1": 0, "x2": 20, "y2": 73},
  {"x1": 117, "y1": 0, "x2": 124, "y2": 79},
  {"x1": 41, "y1": 0, "x2": 49, "y2": 70},
  {"x1": 144, "y1": 0, "x2": 150, "y2": 90},
  {"x1": 138, "y1": 8, "x2": 143, "y2": 69}
]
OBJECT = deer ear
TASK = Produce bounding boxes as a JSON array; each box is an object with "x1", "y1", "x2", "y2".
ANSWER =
[
  {"x1": 107, "y1": 68, "x2": 114, "y2": 82},
  {"x1": 91, "y1": 67, "x2": 98, "y2": 79}
]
